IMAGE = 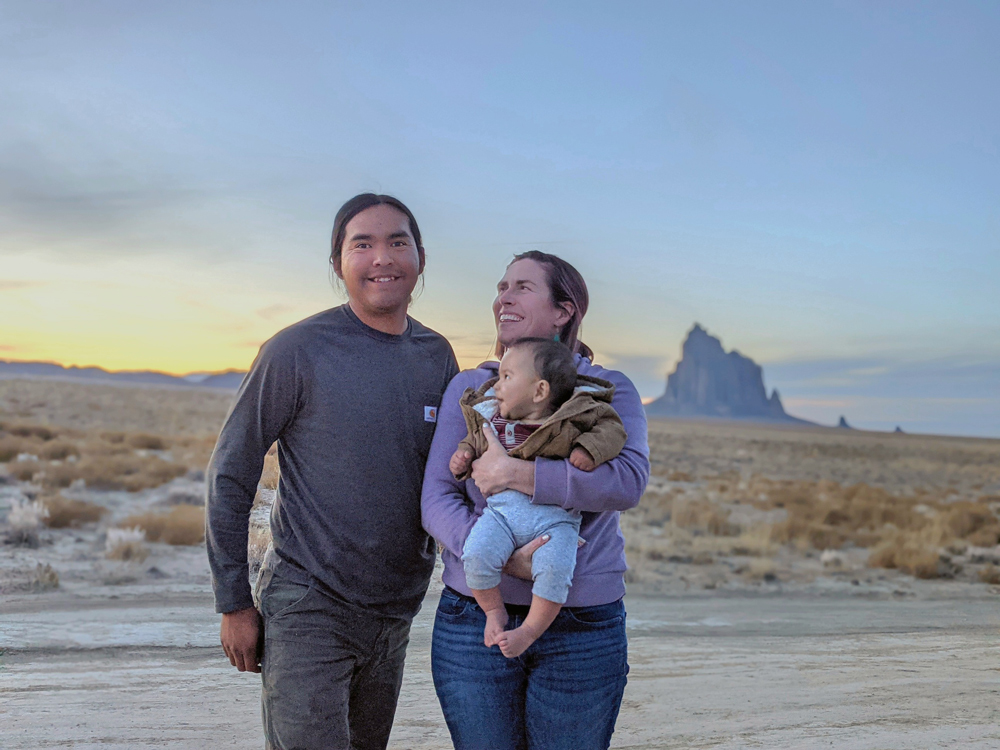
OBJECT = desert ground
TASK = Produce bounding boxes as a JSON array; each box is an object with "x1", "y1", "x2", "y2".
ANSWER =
[{"x1": 2, "y1": 377, "x2": 1000, "y2": 749}]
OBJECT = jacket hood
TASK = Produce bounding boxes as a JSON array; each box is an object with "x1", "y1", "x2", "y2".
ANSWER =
[{"x1": 459, "y1": 372, "x2": 617, "y2": 425}]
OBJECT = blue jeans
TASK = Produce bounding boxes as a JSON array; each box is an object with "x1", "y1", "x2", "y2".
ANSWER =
[{"x1": 431, "y1": 587, "x2": 628, "y2": 750}]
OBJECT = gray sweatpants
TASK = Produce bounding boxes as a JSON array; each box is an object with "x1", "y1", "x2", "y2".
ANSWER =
[
  {"x1": 256, "y1": 568, "x2": 412, "y2": 750},
  {"x1": 462, "y1": 489, "x2": 582, "y2": 603}
]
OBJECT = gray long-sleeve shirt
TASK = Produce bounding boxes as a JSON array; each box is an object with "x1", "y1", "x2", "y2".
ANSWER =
[{"x1": 206, "y1": 304, "x2": 459, "y2": 615}]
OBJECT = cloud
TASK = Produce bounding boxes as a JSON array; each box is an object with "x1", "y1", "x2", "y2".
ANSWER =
[
  {"x1": 766, "y1": 356, "x2": 1000, "y2": 401},
  {"x1": 766, "y1": 355, "x2": 1000, "y2": 437},
  {"x1": 599, "y1": 352, "x2": 674, "y2": 399},
  {"x1": 0, "y1": 280, "x2": 42, "y2": 291},
  {"x1": 0, "y1": 144, "x2": 201, "y2": 251},
  {"x1": 0, "y1": 344, "x2": 21, "y2": 352},
  {"x1": 255, "y1": 304, "x2": 296, "y2": 320}
]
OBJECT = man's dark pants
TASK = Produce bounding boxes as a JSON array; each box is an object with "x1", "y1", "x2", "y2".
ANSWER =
[{"x1": 257, "y1": 569, "x2": 412, "y2": 750}]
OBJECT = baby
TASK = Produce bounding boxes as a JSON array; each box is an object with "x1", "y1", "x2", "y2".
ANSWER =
[{"x1": 450, "y1": 337, "x2": 627, "y2": 658}]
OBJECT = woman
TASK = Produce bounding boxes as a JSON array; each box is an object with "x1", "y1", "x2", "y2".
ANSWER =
[
  {"x1": 207, "y1": 193, "x2": 459, "y2": 750},
  {"x1": 421, "y1": 251, "x2": 650, "y2": 750}
]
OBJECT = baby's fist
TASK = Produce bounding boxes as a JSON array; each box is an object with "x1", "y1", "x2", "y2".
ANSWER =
[
  {"x1": 569, "y1": 446, "x2": 597, "y2": 472},
  {"x1": 450, "y1": 448, "x2": 473, "y2": 478}
]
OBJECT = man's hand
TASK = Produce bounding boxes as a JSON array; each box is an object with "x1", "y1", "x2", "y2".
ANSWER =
[
  {"x1": 569, "y1": 446, "x2": 597, "y2": 472},
  {"x1": 502, "y1": 534, "x2": 550, "y2": 580},
  {"x1": 471, "y1": 425, "x2": 535, "y2": 498},
  {"x1": 450, "y1": 447, "x2": 473, "y2": 478},
  {"x1": 221, "y1": 606, "x2": 262, "y2": 673}
]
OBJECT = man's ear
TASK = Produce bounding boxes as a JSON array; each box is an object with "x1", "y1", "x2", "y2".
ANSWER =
[
  {"x1": 332, "y1": 255, "x2": 344, "y2": 279},
  {"x1": 533, "y1": 379, "x2": 551, "y2": 405}
]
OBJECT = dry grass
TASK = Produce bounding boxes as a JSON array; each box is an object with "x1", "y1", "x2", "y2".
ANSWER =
[
  {"x1": 630, "y1": 428, "x2": 1000, "y2": 583},
  {"x1": 0, "y1": 420, "x2": 213, "y2": 492},
  {"x1": 38, "y1": 440, "x2": 80, "y2": 460},
  {"x1": 5, "y1": 498, "x2": 49, "y2": 547},
  {"x1": 743, "y1": 558, "x2": 778, "y2": 582},
  {"x1": 0, "y1": 435, "x2": 28, "y2": 462},
  {"x1": 120, "y1": 505, "x2": 205, "y2": 545},
  {"x1": 868, "y1": 536, "x2": 944, "y2": 579},
  {"x1": 105, "y1": 527, "x2": 150, "y2": 562},
  {"x1": 31, "y1": 562, "x2": 60, "y2": 591},
  {"x1": 260, "y1": 444, "x2": 279, "y2": 490},
  {"x1": 42, "y1": 455, "x2": 188, "y2": 491},
  {"x1": 724, "y1": 477, "x2": 1000, "y2": 576},
  {"x1": 3, "y1": 423, "x2": 57, "y2": 441},
  {"x1": 248, "y1": 525, "x2": 272, "y2": 578},
  {"x1": 978, "y1": 564, "x2": 1000, "y2": 585},
  {"x1": 127, "y1": 433, "x2": 168, "y2": 450},
  {"x1": 672, "y1": 497, "x2": 740, "y2": 536},
  {"x1": 41, "y1": 495, "x2": 108, "y2": 528},
  {"x1": 0, "y1": 378, "x2": 233, "y2": 435},
  {"x1": 693, "y1": 526, "x2": 776, "y2": 558}
]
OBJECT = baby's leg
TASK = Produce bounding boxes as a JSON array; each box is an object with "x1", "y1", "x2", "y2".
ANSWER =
[
  {"x1": 497, "y1": 522, "x2": 580, "y2": 658},
  {"x1": 497, "y1": 595, "x2": 561, "y2": 658},
  {"x1": 461, "y1": 510, "x2": 516, "y2": 647}
]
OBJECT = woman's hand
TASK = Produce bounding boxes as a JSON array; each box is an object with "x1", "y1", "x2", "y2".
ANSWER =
[
  {"x1": 471, "y1": 425, "x2": 535, "y2": 498},
  {"x1": 502, "y1": 534, "x2": 550, "y2": 580}
]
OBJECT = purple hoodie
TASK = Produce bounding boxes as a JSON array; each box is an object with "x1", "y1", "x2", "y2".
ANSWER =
[{"x1": 421, "y1": 355, "x2": 650, "y2": 607}]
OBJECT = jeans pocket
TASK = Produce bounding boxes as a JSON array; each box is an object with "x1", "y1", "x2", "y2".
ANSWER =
[
  {"x1": 562, "y1": 599, "x2": 624, "y2": 627},
  {"x1": 436, "y1": 588, "x2": 472, "y2": 620},
  {"x1": 260, "y1": 574, "x2": 313, "y2": 620}
]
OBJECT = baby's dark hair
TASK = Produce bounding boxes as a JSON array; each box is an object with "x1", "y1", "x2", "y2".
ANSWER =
[{"x1": 508, "y1": 337, "x2": 578, "y2": 409}]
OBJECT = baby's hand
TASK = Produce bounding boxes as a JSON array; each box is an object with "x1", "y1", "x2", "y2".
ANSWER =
[
  {"x1": 450, "y1": 448, "x2": 473, "y2": 478},
  {"x1": 569, "y1": 446, "x2": 597, "y2": 472}
]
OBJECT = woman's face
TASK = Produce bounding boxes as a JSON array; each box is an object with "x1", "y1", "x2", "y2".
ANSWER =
[
  {"x1": 492, "y1": 259, "x2": 572, "y2": 347},
  {"x1": 335, "y1": 204, "x2": 423, "y2": 320}
]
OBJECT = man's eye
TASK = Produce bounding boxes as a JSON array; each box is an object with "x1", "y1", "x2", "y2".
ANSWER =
[{"x1": 356, "y1": 242, "x2": 371, "y2": 249}]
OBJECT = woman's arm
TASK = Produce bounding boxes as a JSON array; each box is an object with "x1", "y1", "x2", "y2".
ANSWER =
[
  {"x1": 532, "y1": 368, "x2": 649, "y2": 513},
  {"x1": 422, "y1": 371, "x2": 481, "y2": 559}
]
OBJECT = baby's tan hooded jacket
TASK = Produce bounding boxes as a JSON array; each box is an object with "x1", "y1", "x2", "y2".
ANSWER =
[{"x1": 453, "y1": 373, "x2": 628, "y2": 480}]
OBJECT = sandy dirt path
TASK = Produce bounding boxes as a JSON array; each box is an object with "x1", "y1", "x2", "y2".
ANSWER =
[{"x1": 3, "y1": 590, "x2": 998, "y2": 749}]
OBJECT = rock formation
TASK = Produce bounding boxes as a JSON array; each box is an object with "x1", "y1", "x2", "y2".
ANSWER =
[
  {"x1": 838, "y1": 416, "x2": 852, "y2": 429},
  {"x1": 0, "y1": 360, "x2": 244, "y2": 390},
  {"x1": 645, "y1": 324, "x2": 808, "y2": 423}
]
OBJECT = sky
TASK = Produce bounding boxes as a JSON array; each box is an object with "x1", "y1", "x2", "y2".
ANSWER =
[{"x1": 1, "y1": 1, "x2": 998, "y2": 437}]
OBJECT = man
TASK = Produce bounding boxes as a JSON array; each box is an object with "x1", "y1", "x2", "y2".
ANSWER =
[{"x1": 206, "y1": 194, "x2": 458, "y2": 749}]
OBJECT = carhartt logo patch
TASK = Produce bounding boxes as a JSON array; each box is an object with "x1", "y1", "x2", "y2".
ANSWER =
[{"x1": 424, "y1": 406, "x2": 438, "y2": 423}]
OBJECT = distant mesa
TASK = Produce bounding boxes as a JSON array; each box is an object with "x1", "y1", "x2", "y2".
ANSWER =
[
  {"x1": 894, "y1": 426, "x2": 905, "y2": 434},
  {"x1": 645, "y1": 324, "x2": 811, "y2": 424},
  {"x1": 0, "y1": 360, "x2": 245, "y2": 390},
  {"x1": 838, "y1": 416, "x2": 852, "y2": 429}
]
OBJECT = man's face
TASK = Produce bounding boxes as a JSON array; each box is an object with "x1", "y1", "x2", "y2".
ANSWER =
[
  {"x1": 494, "y1": 347, "x2": 543, "y2": 420},
  {"x1": 335, "y1": 204, "x2": 423, "y2": 321}
]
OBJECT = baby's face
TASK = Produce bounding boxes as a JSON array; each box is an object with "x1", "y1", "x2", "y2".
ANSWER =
[{"x1": 494, "y1": 347, "x2": 542, "y2": 420}]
